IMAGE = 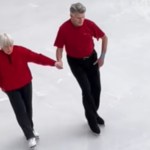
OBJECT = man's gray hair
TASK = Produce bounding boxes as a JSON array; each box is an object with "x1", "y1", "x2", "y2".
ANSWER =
[{"x1": 70, "y1": 2, "x2": 86, "y2": 14}]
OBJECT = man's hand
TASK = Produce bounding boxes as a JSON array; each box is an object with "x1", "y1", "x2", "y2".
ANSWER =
[
  {"x1": 55, "y1": 61, "x2": 63, "y2": 69},
  {"x1": 98, "y1": 57, "x2": 104, "y2": 67}
]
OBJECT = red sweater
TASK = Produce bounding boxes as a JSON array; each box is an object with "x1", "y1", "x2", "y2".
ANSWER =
[
  {"x1": 54, "y1": 19, "x2": 105, "y2": 58},
  {"x1": 0, "y1": 45, "x2": 56, "y2": 91}
]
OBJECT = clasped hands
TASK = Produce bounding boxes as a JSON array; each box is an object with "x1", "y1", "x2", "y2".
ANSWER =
[{"x1": 55, "y1": 61, "x2": 63, "y2": 69}]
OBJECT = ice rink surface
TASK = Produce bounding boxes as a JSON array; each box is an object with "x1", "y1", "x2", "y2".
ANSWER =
[{"x1": 0, "y1": 0, "x2": 150, "y2": 149}]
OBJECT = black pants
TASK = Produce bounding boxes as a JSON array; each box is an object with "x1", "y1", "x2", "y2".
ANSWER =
[
  {"x1": 67, "y1": 51, "x2": 101, "y2": 124},
  {"x1": 5, "y1": 82, "x2": 34, "y2": 140}
]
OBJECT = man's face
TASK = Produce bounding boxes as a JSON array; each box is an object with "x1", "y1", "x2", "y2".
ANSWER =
[{"x1": 70, "y1": 12, "x2": 85, "y2": 26}]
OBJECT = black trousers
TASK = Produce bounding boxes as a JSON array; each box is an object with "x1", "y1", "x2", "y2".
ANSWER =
[
  {"x1": 67, "y1": 50, "x2": 101, "y2": 124},
  {"x1": 5, "y1": 82, "x2": 34, "y2": 140}
]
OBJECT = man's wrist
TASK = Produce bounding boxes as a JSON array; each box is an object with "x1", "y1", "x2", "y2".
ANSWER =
[{"x1": 100, "y1": 52, "x2": 105, "y2": 59}]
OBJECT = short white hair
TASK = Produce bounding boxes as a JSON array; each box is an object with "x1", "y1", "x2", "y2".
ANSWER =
[
  {"x1": 0, "y1": 33, "x2": 14, "y2": 49},
  {"x1": 70, "y1": 2, "x2": 86, "y2": 14}
]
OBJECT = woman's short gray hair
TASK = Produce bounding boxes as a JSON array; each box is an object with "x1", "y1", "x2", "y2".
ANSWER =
[
  {"x1": 70, "y1": 2, "x2": 86, "y2": 14},
  {"x1": 0, "y1": 33, "x2": 14, "y2": 49}
]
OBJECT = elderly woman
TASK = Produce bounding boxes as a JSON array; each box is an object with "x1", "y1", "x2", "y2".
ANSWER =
[{"x1": 0, "y1": 33, "x2": 62, "y2": 148}]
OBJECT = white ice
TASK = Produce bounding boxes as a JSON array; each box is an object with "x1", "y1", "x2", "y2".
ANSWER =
[{"x1": 0, "y1": 0, "x2": 150, "y2": 150}]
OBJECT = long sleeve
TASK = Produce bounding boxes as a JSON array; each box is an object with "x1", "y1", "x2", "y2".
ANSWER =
[
  {"x1": 0, "y1": 46, "x2": 57, "y2": 91},
  {"x1": 20, "y1": 46, "x2": 56, "y2": 66}
]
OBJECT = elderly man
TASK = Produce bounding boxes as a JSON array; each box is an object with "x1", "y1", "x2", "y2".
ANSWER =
[{"x1": 54, "y1": 2, "x2": 108, "y2": 134}]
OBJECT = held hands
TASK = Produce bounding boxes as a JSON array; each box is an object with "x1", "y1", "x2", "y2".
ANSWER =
[{"x1": 55, "y1": 61, "x2": 63, "y2": 69}]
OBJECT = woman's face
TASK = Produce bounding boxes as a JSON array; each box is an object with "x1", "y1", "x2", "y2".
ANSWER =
[{"x1": 3, "y1": 45, "x2": 13, "y2": 55}]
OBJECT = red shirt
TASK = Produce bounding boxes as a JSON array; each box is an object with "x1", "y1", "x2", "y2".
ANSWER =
[
  {"x1": 0, "y1": 45, "x2": 56, "y2": 91},
  {"x1": 54, "y1": 19, "x2": 105, "y2": 58}
]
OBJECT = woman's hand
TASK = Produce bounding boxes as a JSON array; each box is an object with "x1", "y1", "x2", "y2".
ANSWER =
[{"x1": 55, "y1": 61, "x2": 63, "y2": 69}]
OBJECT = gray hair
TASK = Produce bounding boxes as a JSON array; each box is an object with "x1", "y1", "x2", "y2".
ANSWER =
[
  {"x1": 70, "y1": 2, "x2": 86, "y2": 14},
  {"x1": 0, "y1": 33, "x2": 14, "y2": 49}
]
